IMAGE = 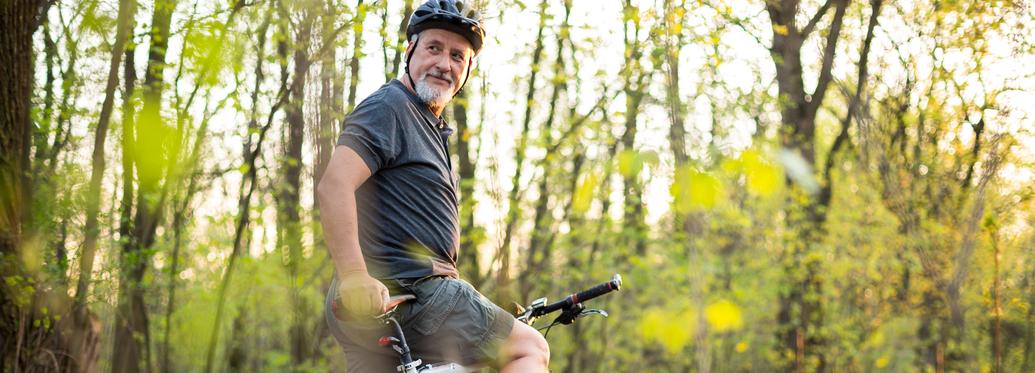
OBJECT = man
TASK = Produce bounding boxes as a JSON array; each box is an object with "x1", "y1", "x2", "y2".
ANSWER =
[{"x1": 317, "y1": 1, "x2": 549, "y2": 372}]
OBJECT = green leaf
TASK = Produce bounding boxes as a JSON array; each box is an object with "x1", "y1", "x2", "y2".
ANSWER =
[
  {"x1": 704, "y1": 299, "x2": 743, "y2": 332},
  {"x1": 671, "y1": 165, "x2": 723, "y2": 213},
  {"x1": 741, "y1": 150, "x2": 782, "y2": 197},
  {"x1": 617, "y1": 150, "x2": 642, "y2": 178},
  {"x1": 640, "y1": 307, "x2": 696, "y2": 355},
  {"x1": 573, "y1": 172, "x2": 600, "y2": 214}
]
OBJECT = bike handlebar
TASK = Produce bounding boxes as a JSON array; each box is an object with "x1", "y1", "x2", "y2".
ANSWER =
[{"x1": 533, "y1": 274, "x2": 622, "y2": 317}]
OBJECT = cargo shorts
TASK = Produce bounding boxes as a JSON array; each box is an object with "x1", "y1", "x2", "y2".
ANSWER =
[{"x1": 325, "y1": 276, "x2": 515, "y2": 372}]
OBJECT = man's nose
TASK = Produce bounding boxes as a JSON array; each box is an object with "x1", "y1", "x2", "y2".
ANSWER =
[{"x1": 434, "y1": 53, "x2": 451, "y2": 74}]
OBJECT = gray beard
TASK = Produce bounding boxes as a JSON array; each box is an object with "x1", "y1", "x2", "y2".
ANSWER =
[{"x1": 414, "y1": 73, "x2": 452, "y2": 111}]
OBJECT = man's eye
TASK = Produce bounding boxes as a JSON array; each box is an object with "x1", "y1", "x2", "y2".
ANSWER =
[{"x1": 451, "y1": 53, "x2": 463, "y2": 61}]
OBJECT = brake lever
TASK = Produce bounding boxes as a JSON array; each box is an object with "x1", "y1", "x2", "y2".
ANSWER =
[{"x1": 577, "y1": 309, "x2": 608, "y2": 319}]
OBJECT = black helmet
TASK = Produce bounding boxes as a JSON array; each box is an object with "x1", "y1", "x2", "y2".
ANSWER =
[{"x1": 407, "y1": 0, "x2": 485, "y2": 54}]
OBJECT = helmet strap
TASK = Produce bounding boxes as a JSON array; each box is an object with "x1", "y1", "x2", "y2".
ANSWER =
[
  {"x1": 404, "y1": 34, "x2": 420, "y2": 88},
  {"x1": 453, "y1": 58, "x2": 473, "y2": 98}
]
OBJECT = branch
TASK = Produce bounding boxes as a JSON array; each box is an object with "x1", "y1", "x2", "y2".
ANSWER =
[
  {"x1": 806, "y1": 0, "x2": 849, "y2": 123},
  {"x1": 819, "y1": 0, "x2": 882, "y2": 213},
  {"x1": 701, "y1": 2, "x2": 768, "y2": 49},
  {"x1": 543, "y1": 85, "x2": 617, "y2": 155},
  {"x1": 948, "y1": 134, "x2": 1008, "y2": 335},
  {"x1": 802, "y1": 0, "x2": 834, "y2": 37}
]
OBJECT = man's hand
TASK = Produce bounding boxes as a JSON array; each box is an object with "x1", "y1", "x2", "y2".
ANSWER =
[{"x1": 337, "y1": 271, "x2": 390, "y2": 318}]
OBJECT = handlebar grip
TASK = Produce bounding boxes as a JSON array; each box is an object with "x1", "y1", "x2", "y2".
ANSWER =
[{"x1": 537, "y1": 274, "x2": 622, "y2": 316}]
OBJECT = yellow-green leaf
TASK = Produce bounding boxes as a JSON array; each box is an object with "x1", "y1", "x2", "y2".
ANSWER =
[
  {"x1": 671, "y1": 166, "x2": 724, "y2": 213},
  {"x1": 741, "y1": 150, "x2": 781, "y2": 197},
  {"x1": 617, "y1": 150, "x2": 643, "y2": 178},
  {"x1": 640, "y1": 307, "x2": 695, "y2": 355},
  {"x1": 704, "y1": 299, "x2": 743, "y2": 332},
  {"x1": 572, "y1": 172, "x2": 600, "y2": 214}
]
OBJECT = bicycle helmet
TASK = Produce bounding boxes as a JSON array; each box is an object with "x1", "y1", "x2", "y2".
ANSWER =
[
  {"x1": 403, "y1": 0, "x2": 485, "y2": 98},
  {"x1": 407, "y1": 0, "x2": 485, "y2": 54}
]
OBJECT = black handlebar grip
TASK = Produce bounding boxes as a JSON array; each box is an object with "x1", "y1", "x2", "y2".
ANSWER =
[{"x1": 538, "y1": 274, "x2": 622, "y2": 316}]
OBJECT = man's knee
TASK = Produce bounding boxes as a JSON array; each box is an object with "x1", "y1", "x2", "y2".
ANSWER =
[{"x1": 501, "y1": 322, "x2": 550, "y2": 367}]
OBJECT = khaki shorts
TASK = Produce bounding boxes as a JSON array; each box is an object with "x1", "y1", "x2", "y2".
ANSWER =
[{"x1": 325, "y1": 276, "x2": 515, "y2": 372}]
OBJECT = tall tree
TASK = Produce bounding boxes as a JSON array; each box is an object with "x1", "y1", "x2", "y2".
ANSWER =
[
  {"x1": 74, "y1": 0, "x2": 136, "y2": 369},
  {"x1": 452, "y1": 88, "x2": 484, "y2": 283},
  {"x1": 314, "y1": 0, "x2": 343, "y2": 217},
  {"x1": 111, "y1": 0, "x2": 179, "y2": 371},
  {"x1": 115, "y1": 14, "x2": 139, "y2": 370},
  {"x1": 346, "y1": 0, "x2": 367, "y2": 111},
  {"x1": 521, "y1": 0, "x2": 573, "y2": 301},
  {"x1": 386, "y1": 0, "x2": 413, "y2": 81},
  {"x1": 859, "y1": 3, "x2": 1023, "y2": 369},
  {"x1": 0, "y1": 0, "x2": 53, "y2": 370},
  {"x1": 619, "y1": 0, "x2": 650, "y2": 257},
  {"x1": 496, "y1": 0, "x2": 549, "y2": 308},
  {"x1": 278, "y1": 0, "x2": 316, "y2": 366},
  {"x1": 763, "y1": 0, "x2": 863, "y2": 370},
  {"x1": 204, "y1": 6, "x2": 280, "y2": 370}
]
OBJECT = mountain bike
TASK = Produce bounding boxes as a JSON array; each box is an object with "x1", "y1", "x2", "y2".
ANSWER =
[{"x1": 334, "y1": 274, "x2": 623, "y2": 373}]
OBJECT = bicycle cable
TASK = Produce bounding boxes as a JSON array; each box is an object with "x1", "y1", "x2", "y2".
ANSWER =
[{"x1": 538, "y1": 320, "x2": 561, "y2": 338}]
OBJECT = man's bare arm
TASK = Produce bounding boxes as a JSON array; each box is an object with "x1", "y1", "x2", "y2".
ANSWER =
[{"x1": 316, "y1": 145, "x2": 388, "y2": 316}]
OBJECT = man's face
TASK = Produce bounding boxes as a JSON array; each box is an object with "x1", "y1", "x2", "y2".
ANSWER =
[{"x1": 406, "y1": 28, "x2": 474, "y2": 109}]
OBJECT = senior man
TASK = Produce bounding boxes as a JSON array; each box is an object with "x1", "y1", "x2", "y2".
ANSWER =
[{"x1": 317, "y1": 1, "x2": 549, "y2": 372}]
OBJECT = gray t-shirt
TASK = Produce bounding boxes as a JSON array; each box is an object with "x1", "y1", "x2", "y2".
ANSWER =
[{"x1": 336, "y1": 79, "x2": 459, "y2": 280}]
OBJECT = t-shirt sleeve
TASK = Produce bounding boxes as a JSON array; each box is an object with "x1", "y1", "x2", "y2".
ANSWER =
[{"x1": 336, "y1": 100, "x2": 401, "y2": 173}]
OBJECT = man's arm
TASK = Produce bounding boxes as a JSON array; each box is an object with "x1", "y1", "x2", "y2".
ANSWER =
[{"x1": 317, "y1": 145, "x2": 389, "y2": 317}]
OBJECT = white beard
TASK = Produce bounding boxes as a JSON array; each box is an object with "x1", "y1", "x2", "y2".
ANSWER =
[{"x1": 414, "y1": 69, "x2": 453, "y2": 110}]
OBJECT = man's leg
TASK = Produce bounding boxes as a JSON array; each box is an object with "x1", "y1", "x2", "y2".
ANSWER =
[{"x1": 496, "y1": 321, "x2": 550, "y2": 373}]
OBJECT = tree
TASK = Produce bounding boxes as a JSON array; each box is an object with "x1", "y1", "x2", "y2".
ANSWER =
[
  {"x1": 763, "y1": 0, "x2": 861, "y2": 370},
  {"x1": 1, "y1": 0, "x2": 55, "y2": 370},
  {"x1": 74, "y1": 0, "x2": 136, "y2": 368},
  {"x1": 277, "y1": 0, "x2": 316, "y2": 365},
  {"x1": 618, "y1": 0, "x2": 651, "y2": 257}
]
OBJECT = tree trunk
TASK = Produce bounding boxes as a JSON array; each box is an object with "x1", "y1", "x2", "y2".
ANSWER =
[
  {"x1": 116, "y1": 21, "x2": 140, "y2": 370},
  {"x1": 0, "y1": 0, "x2": 46, "y2": 371},
  {"x1": 766, "y1": 1, "x2": 850, "y2": 370},
  {"x1": 280, "y1": 2, "x2": 315, "y2": 366},
  {"x1": 75, "y1": 0, "x2": 135, "y2": 367},
  {"x1": 46, "y1": 7, "x2": 81, "y2": 175},
  {"x1": 203, "y1": 7, "x2": 284, "y2": 371},
  {"x1": 659, "y1": 0, "x2": 713, "y2": 370},
  {"x1": 112, "y1": 1, "x2": 178, "y2": 371},
  {"x1": 346, "y1": 0, "x2": 367, "y2": 111},
  {"x1": 388, "y1": 0, "x2": 413, "y2": 81},
  {"x1": 521, "y1": 0, "x2": 571, "y2": 301},
  {"x1": 1022, "y1": 265, "x2": 1035, "y2": 372},
  {"x1": 619, "y1": 0, "x2": 648, "y2": 257},
  {"x1": 33, "y1": 19, "x2": 56, "y2": 179},
  {"x1": 452, "y1": 88, "x2": 484, "y2": 283},
  {"x1": 315, "y1": 0, "x2": 342, "y2": 211},
  {"x1": 497, "y1": 0, "x2": 548, "y2": 308},
  {"x1": 990, "y1": 230, "x2": 1001, "y2": 373}
]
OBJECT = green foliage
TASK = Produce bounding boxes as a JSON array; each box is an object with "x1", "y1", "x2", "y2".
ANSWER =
[{"x1": 12, "y1": 0, "x2": 1035, "y2": 372}]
